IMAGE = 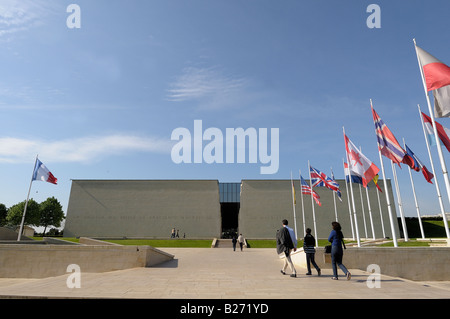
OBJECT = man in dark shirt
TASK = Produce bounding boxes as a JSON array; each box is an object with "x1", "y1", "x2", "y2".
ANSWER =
[{"x1": 276, "y1": 219, "x2": 297, "y2": 277}]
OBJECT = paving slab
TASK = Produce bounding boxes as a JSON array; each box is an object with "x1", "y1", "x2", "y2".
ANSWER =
[{"x1": 0, "y1": 248, "x2": 449, "y2": 299}]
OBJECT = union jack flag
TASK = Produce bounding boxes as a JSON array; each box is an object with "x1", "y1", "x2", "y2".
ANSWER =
[
  {"x1": 300, "y1": 175, "x2": 321, "y2": 206},
  {"x1": 309, "y1": 165, "x2": 342, "y2": 200},
  {"x1": 371, "y1": 105, "x2": 406, "y2": 165}
]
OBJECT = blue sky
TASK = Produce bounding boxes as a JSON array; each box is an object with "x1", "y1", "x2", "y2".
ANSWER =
[{"x1": 1, "y1": 0, "x2": 450, "y2": 219}]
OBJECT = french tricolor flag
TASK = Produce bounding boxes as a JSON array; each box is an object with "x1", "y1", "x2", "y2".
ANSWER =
[{"x1": 32, "y1": 159, "x2": 58, "y2": 185}]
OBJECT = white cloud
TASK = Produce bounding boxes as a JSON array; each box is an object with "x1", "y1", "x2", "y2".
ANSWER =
[
  {"x1": 166, "y1": 66, "x2": 248, "y2": 110},
  {"x1": 0, "y1": 134, "x2": 172, "y2": 164},
  {"x1": 0, "y1": 0, "x2": 57, "y2": 39}
]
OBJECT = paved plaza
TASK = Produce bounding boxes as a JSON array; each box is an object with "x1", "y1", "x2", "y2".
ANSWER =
[{"x1": 0, "y1": 247, "x2": 449, "y2": 299}]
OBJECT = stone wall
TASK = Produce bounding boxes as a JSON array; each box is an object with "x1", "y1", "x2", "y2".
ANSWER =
[
  {"x1": 0, "y1": 241, "x2": 174, "y2": 278},
  {"x1": 289, "y1": 247, "x2": 450, "y2": 281}
]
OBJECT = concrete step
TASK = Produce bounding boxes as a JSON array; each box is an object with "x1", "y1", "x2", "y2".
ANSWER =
[{"x1": 216, "y1": 239, "x2": 234, "y2": 248}]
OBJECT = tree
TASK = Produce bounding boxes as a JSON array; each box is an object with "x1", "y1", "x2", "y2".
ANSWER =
[
  {"x1": 39, "y1": 197, "x2": 64, "y2": 235},
  {"x1": 0, "y1": 203, "x2": 7, "y2": 226},
  {"x1": 6, "y1": 199, "x2": 40, "y2": 227}
]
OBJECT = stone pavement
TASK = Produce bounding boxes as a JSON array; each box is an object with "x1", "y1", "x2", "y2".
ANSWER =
[{"x1": 0, "y1": 248, "x2": 449, "y2": 299}]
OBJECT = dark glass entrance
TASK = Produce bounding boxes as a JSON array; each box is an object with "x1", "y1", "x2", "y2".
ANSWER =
[{"x1": 219, "y1": 183, "x2": 241, "y2": 239}]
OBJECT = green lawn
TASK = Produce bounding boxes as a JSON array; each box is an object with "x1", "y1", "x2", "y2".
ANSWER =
[{"x1": 104, "y1": 239, "x2": 213, "y2": 248}]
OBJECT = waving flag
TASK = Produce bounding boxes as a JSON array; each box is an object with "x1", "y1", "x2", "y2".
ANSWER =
[
  {"x1": 300, "y1": 175, "x2": 321, "y2": 206},
  {"x1": 344, "y1": 133, "x2": 379, "y2": 188},
  {"x1": 422, "y1": 112, "x2": 450, "y2": 152},
  {"x1": 373, "y1": 174, "x2": 383, "y2": 192},
  {"x1": 371, "y1": 105, "x2": 406, "y2": 165},
  {"x1": 415, "y1": 45, "x2": 450, "y2": 118},
  {"x1": 404, "y1": 144, "x2": 434, "y2": 184},
  {"x1": 33, "y1": 159, "x2": 58, "y2": 184},
  {"x1": 310, "y1": 166, "x2": 342, "y2": 200},
  {"x1": 344, "y1": 162, "x2": 363, "y2": 185}
]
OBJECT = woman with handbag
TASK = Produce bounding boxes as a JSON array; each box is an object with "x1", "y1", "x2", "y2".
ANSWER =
[{"x1": 328, "y1": 222, "x2": 351, "y2": 280}]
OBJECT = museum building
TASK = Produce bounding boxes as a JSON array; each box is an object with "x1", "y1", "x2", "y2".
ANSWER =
[{"x1": 63, "y1": 179, "x2": 400, "y2": 240}]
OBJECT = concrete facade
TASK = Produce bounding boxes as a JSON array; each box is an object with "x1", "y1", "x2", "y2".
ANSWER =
[
  {"x1": 64, "y1": 180, "x2": 221, "y2": 239},
  {"x1": 64, "y1": 179, "x2": 400, "y2": 240}
]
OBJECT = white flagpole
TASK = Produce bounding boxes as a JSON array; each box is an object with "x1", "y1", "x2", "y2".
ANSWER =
[
  {"x1": 418, "y1": 104, "x2": 447, "y2": 238},
  {"x1": 343, "y1": 127, "x2": 361, "y2": 247},
  {"x1": 391, "y1": 160, "x2": 409, "y2": 241},
  {"x1": 376, "y1": 182, "x2": 386, "y2": 238},
  {"x1": 403, "y1": 138, "x2": 425, "y2": 239},
  {"x1": 290, "y1": 171, "x2": 298, "y2": 240},
  {"x1": 359, "y1": 146, "x2": 375, "y2": 240},
  {"x1": 331, "y1": 167, "x2": 338, "y2": 222},
  {"x1": 363, "y1": 179, "x2": 376, "y2": 239},
  {"x1": 18, "y1": 155, "x2": 38, "y2": 241},
  {"x1": 308, "y1": 161, "x2": 319, "y2": 247},
  {"x1": 358, "y1": 182, "x2": 368, "y2": 238},
  {"x1": 371, "y1": 99, "x2": 398, "y2": 247},
  {"x1": 343, "y1": 158, "x2": 355, "y2": 240},
  {"x1": 414, "y1": 39, "x2": 450, "y2": 238},
  {"x1": 299, "y1": 169, "x2": 306, "y2": 237},
  {"x1": 365, "y1": 186, "x2": 375, "y2": 239}
]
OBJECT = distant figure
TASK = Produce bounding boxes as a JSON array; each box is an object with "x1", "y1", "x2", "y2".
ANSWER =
[
  {"x1": 328, "y1": 221, "x2": 351, "y2": 280},
  {"x1": 171, "y1": 228, "x2": 175, "y2": 239},
  {"x1": 303, "y1": 228, "x2": 321, "y2": 276},
  {"x1": 232, "y1": 236, "x2": 237, "y2": 251},
  {"x1": 176, "y1": 229, "x2": 180, "y2": 238},
  {"x1": 276, "y1": 219, "x2": 297, "y2": 278},
  {"x1": 237, "y1": 234, "x2": 245, "y2": 251}
]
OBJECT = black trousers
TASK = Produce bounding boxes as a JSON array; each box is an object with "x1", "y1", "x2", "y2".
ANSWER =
[{"x1": 306, "y1": 252, "x2": 320, "y2": 274}]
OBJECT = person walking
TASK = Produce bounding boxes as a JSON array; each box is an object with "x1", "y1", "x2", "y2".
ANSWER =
[
  {"x1": 276, "y1": 219, "x2": 297, "y2": 278},
  {"x1": 232, "y1": 235, "x2": 237, "y2": 251},
  {"x1": 237, "y1": 234, "x2": 245, "y2": 251},
  {"x1": 303, "y1": 228, "x2": 321, "y2": 276},
  {"x1": 328, "y1": 221, "x2": 351, "y2": 280}
]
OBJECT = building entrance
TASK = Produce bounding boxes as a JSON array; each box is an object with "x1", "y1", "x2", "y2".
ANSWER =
[
  {"x1": 219, "y1": 182, "x2": 241, "y2": 239},
  {"x1": 220, "y1": 202, "x2": 240, "y2": 238}
]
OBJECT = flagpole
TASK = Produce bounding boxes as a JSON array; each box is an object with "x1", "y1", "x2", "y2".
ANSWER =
[
  {"x1": 342, "y1": 158, "x2": 355, "y2": 240},
  {"x1": 331, "y1": 167, "x2": 338, "y2": 222},
  {"x1": 414, "y1": 39, "x2": 450, "y2": 238},
  {"x1": 403, "y1": 138, "x2": 425, "y2": 239},
  {"x1": 299, "y1": 169, "x2": 306, "y2": 237},
  {"x1": 360, "y1": 146, "x2": 375, "y2": 239},
  {"x1": 376, "y1": 182, "x2": 386, "y2": 238},
  {"x1": 391, "y1": 159, "x2": 409, "y2": 242},
  {"x1": 418, "y1": 104, "x2": 448, "y2": 238},
  {"x1": 358, "y1": 182, "x2": 368, "y2": 238},
  {"x1": 343, "y1": 128, "x2": 361, "y2": 247},
  {"x1": 17, "y1": 155, "x2": 38, "y2": 241},
  {"x1": 308, "y1": 160, "x2": 319, "y2": 247},
  {"x1": 290, "y1": 171, "x2": 298, "y2": 240},
  {"x1": 370, "y1": 99, "x2": 398, "y2": 247}
]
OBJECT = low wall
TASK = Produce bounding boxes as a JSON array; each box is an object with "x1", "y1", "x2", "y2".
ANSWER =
[
  {"x1": 288, "y1": 247, "x2": 450, "y2": 281},
  {"x1": 0, "y1": 241, "x2": 174, "y2": 278}
]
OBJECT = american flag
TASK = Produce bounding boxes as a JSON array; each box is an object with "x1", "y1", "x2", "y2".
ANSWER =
[
  {"x1": 300, "y1": 175, "x2": 321, "y2": 206},
  {"x1": 309, "y1": 165, "x2": 342, "y2": 200},
  {"x1": 371, "y1": 105, "x2": 406, "y2": 165}
]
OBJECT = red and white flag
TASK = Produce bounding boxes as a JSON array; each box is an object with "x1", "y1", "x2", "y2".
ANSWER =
[
  {"x1": 344, "y1": 133, "x2": 379, "y2": 188},
  {"x1": 32, "y1": 159, "x2": 58, "y2": 184},
  {"x1": 422, "y1": 112, "x2": 450, "y2": 153},
  {"x1": 416, "y1": 45, "x2": 450, "y2": 118}
]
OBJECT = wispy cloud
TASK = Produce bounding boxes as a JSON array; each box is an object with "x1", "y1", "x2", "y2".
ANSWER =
[
  {"x1": 166, "y1": 66, "x2": 249, "y2": 110},
  {"x1": 0, "y1": 0, "x2": 57, "y2": 39},
  {"x1": 0, "y1": 134, "x2": 172, "y2": 164}
]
